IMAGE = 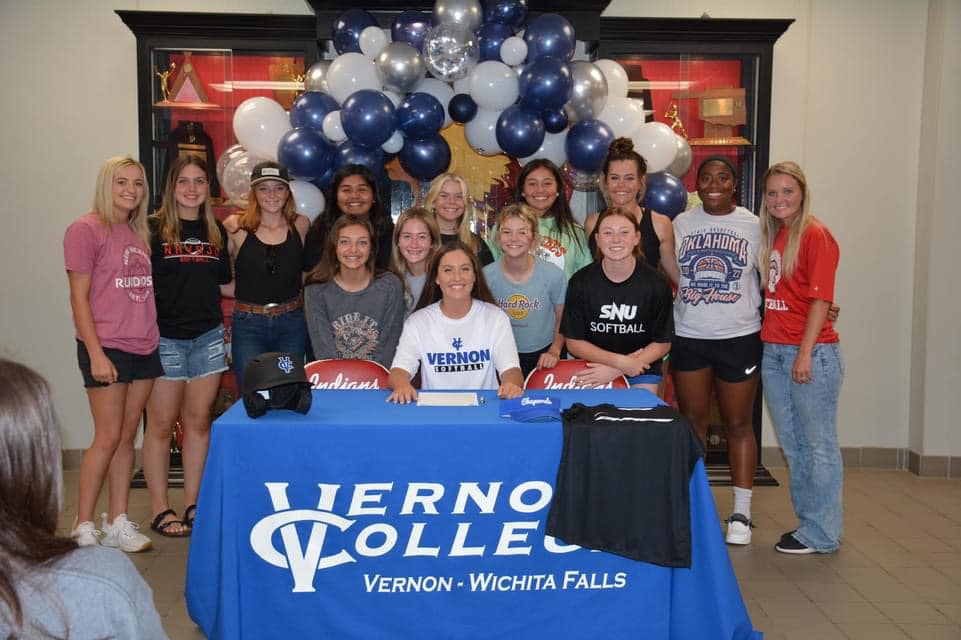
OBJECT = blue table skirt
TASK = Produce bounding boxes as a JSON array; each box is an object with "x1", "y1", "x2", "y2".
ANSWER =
[{"x1": 186, "y1": 389, "x2": 761, "y2": 639}]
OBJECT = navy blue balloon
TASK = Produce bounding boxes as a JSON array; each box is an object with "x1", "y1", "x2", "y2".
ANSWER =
[
  {"x1": 496, "y1": 105, "x2": 546, "y2": 158},
  {"x1": 448, "y1": 93, "x2": 478, "y2": 123},
  {"x1": 277, "y1": 128, "x2": 334, "y2": 180},
  {"x1": 542, "y1": 107, "x2": 568, "y2": 133},
  {"x1": 399, "y1": 135, "x2": 451, "y2": 182},
  {"x1": 564, "y1": 118, "x2": 614, "y2": 172},
  {"x1": 484, "y1": 0, "x2": 528, "y2": 27},
  {"x1": 523, "y1": 13, "x2": 576, "y2": 62},
  {"x1": 333, "y1": 141, "x2": 387, "y2": 180},
  {"x1": 340, "y1": 90, "x2": 396, "y2": 149},
  {"x1": 396, "y1": 92, "x2": 445, "y2": 140},
  {"x1": 518, "y1": 57, "x2": 572, "y2": 111},
  {"x1": 289, "y1": 92, "x2": 340, "y2": 130},
  {"x1": 310, "y1": 166, "x2": 336, "y2": 192},
  {"x1": 392, "y1": 10, "x2": 432, "y2": 52},
  {"x1": 641, "y1": 172, "x2": 689, "y2": 219},
  {"x1": 477, "y1": 22, "x2": 514, "y2": 62},
  {"x1": 332, "y1": 9, "x2": 377, "y2": 54}
]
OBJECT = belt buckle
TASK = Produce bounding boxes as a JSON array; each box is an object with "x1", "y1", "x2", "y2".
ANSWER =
[{"x1": 262, "y1": 302, "x2": 280, "y2": 315}]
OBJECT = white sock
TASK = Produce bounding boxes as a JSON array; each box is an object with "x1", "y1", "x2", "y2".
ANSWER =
[{"x1": 733, "y1": 486, "x2": 753, "y2": 520}]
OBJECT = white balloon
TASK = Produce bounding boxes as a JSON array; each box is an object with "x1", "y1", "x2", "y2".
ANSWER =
[
  {"x1": 500, "y1": 36, "x2": 527, "y2": 66},
  {"x1": 414, "y1": 77, "x2": 456, "y2": 128},
  {"x1": 382, "y1": 89, "x2": 403, "y2": 108},
  {"x1": 469, "y1": 60, "x2": 518, "y2": 111},
  {"x1": 359, "y1": 26, "x2": 389, "y2": 58},
  {"x1": 232, "y1": 97, "x2": 291, "y2": 161},
  {"x1": 519, "y1": 130, "x2": 568, "y2": 167},
  {"x1": 326, "y1": 52, "x2": 381, "y2": 104},
  {"x1": 598, "y1": 97, "x2": 646, "y2": 139},
  {"x1": 595, "y1": 59, "x2": 629, "y2": 99},
  {"x1": 289, "y1": 180, "x2": 326, "y2": 222},
  {"x1": 631, "y1": 121, "x2": 679, "y2": 173},
  {"x1": 322, "y1": 110, "x2": 347, "y2": 142},
  {"x1": 666, "y1": 134, "x2": 693, "y2": 177},
  {"x1": 452, "y1": 76, "x2": 471, "y2": 94},
  {"x1": 464, "y1": 107, "x2": 503, "y2": 155},
  {"x1": 381, "y1": 130, "x2": 405, "y2": 154}
]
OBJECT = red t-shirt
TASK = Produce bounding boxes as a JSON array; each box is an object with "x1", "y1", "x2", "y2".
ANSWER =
[
  {"x1": 64, "y1": 213, "x2": 159, "y2": 355},
  {"x1": 760, "y1": 219, "x2": 839, "y2": 345}
]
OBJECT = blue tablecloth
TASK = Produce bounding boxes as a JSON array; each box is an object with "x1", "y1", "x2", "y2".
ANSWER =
[{"x1": 186, "y1": 390, "x2": 760, "y2": 639}]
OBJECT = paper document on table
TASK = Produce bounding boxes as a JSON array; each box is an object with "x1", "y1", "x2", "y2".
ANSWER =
[{"x1": 417, "y1": 392, "x2": 480, "y2": 406}]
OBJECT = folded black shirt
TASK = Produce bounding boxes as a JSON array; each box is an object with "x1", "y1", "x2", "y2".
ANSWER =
[{"x1": 546, "y1": 403, "x2": 704, "y2": 568}]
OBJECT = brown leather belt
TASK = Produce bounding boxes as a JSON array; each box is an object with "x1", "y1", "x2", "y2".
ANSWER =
[{"x1": 234, "y1": 299, "x2": 301, "y2": 316}]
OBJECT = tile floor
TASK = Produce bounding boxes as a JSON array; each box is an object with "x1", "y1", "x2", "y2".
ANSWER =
[{"x1": 60, "y1": 466, "x2": 961, "y2": 639}]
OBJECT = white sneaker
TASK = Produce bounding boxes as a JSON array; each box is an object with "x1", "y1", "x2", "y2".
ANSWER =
[
  {"x1": 72, "y1": 520, "x2": 102, "y2": 546},
  {"x1": 725, "y1": 513, "x2": 753, "y2": 545},
  {"x1": 101, "y1": 513, "x2": 152, "y2": 553}
]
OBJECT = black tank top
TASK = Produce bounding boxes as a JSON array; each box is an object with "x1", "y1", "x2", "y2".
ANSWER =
[
  {"x1": 589, "y1": 207, "x2": 661, "y2": 269},
  {"x1": 235, "y1": 228, "x2": 303, "y2": 303}
]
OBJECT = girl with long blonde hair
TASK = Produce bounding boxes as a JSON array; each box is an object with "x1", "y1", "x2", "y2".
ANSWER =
[
  {"x1": 64, "y1": 155, "x2": 162, "y2": 552},
  {"x1": 759, "y1": 161, "x2": 844, "y2": 555}
]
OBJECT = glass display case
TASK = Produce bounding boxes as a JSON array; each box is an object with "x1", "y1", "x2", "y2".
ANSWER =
[
  {"x1": 118, "y1": 11, "x2": 319, "y2": 208},
  {"x1": 598, "y1": 17, "x2": 792, "y2": 213},
  {"x1": 620, "y1": 54, "x2": 759, "y2": 209},
  {"x1": 148, "y1": 48, "x2": 305, "y2": 207}
]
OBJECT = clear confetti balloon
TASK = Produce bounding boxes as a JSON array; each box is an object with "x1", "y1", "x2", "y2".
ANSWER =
[{"x1": 423, "y1": 23, "x2": 479, "y2": 83}]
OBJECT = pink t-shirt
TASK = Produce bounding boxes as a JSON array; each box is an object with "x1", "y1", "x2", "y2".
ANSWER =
[{"x1": 63, "y1": 213, "x2": 159, "y2": 355}]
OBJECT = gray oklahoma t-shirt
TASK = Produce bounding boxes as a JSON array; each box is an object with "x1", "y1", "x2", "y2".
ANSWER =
[{"x1": 673, "y1": 205, "x2": 762, "y2": 339}]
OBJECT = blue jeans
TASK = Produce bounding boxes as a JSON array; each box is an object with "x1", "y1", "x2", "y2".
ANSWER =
[
  {"x1": 231, "y1": 308, "x2": 307, "y2": 393},
  {"x1": 762, "y1": 342, "x2": 844, "y2": 552}
]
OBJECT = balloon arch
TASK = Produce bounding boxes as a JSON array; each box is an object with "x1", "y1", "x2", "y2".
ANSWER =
[{"x1": 220, "y1": 1, "x2": 691, "y2": 222}]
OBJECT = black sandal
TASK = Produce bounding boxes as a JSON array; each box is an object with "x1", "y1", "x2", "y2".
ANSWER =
[
  {"x1": 150, "y1": 509, "x2": 190, "y2": 538},
  {"x1": 183, "y1": 504, "x2": 197, "y2": 530}
]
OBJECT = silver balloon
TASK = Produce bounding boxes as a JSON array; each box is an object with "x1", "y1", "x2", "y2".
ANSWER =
[
  {"x1": 423, "y1": 23, "x2": 479, "y2": 83},
  {"x1": 375, "y1": 42, "x2": 426, "y2": 93},
  {"x1": 563, "y1": 161, "x2": 601, "y2": 191},
  {"x1": 304, "y1": 61, "x2": 330, "y2": 93},
  {"x1": 433, "y1": 0, "x2": 483, "y2": 32},
  {"x1": 565, "y1": 61, "x2": 608, "y2": 123},
  {"x1": 666, "y1": 135, "x2": 693, "y2": 177}
]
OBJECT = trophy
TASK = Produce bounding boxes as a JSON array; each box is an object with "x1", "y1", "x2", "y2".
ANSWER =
[
  {"x1": 154, "y1": 52, "x2": 219, "y2": 109},
  {"x1": 671, "y1": 86, "x2": 751, "y2": 146},
  {"x1": 664, "y1": 103, "x2": 688, "y2": 139}
]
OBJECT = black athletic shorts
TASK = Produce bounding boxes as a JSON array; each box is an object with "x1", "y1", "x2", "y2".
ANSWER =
[
  {"x1": 669, "y1": 332, "x2": 761, "y2": 383},
  {"x1": 76, "y1": 340, "x2": 163, "y2": 388}
]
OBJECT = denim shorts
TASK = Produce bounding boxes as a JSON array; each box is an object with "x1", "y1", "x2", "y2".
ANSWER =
[
  {"x1": 76, "y1": 340, "x2": 163, "y2": 388},
  {"x1": 159, "y1": 324, "x2": 228, "y2": 381}
]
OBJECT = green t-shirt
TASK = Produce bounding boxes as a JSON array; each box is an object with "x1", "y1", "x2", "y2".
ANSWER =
[{"x1": 489, "y1": 217, "x2": 592, "y2": 280}]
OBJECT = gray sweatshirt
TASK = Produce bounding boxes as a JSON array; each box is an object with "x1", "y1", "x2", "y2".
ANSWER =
[
  {"x1": 1, "y1": 545, "x2": 167, "y2": 639},
  {"x1": 304, "y1": 271, "x2": 405, "y2": 368}
]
